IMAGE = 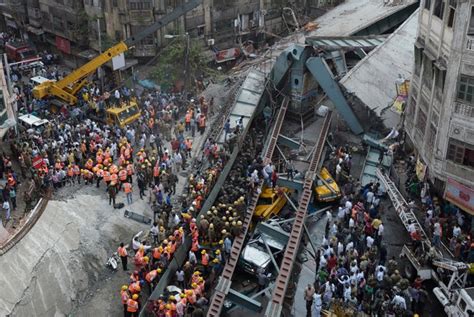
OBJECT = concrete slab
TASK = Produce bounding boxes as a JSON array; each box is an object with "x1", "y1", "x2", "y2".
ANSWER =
[
  {"x1": 0, "y1": 187, "x2": 150, "y2": 317},
  {"x1": 340, "y1": 10, "x2": 419, "y2": 128},
  {"x1": 0, "y1": 222, "x2": 8, "y2": 244},
  {"x1": 307, "y1": 0, "x2": 418, "y2": 37}
]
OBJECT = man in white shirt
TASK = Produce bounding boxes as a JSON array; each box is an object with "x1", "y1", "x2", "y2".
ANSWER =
[
  {"x1": 453, "y1": 225, "x2": 461, "y2": 238},
  {"x1": 3, "y1": 200, "x2": 10, "y2": 221},
  {"x1": 366, "y1": 235, "x2": 375, "y2": 249},
  {"x1": 375, "y1": 265, "x2": 386, "y2": 282},
  {"x1": 391, "y1": 294, "x2": 407, "y2": 310}
]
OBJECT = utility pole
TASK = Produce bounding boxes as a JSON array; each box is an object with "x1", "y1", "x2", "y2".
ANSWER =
[
  {"x1": 184, "y1": 32, "x2": 189, "y2": 93},
  {"x1": 97, "y1": 17, "x2": 104, "y2": 93}
]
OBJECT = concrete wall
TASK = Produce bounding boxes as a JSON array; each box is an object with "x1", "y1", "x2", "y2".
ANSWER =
[{"x1": 405, "y1": 0, "x2": 474, "y2": 190}]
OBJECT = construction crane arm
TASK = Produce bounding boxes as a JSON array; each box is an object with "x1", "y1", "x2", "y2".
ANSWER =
[
  {"x1": 32, "y1": 0, "x2": 202, "y2": 104},
  {"x1": 124, "y1": 0, "x2": 201, "y2": 46}
]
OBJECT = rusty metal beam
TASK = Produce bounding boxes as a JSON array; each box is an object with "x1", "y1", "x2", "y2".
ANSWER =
[
  {"x1": 265, "y1": 111, "x2": 332, "y2": 317},
  {"x1": 206, "y1": 97, "x2": 290, "y2": 317}
]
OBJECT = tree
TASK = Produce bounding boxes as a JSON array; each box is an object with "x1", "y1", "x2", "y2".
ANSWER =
[{"x1": 150, "y1": 37, "x2": 214, "y2": 91}]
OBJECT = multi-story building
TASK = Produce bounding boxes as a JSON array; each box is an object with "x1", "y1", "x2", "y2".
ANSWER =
[
  {"x1": 0, "y1": 0, "x2": 330, "y2": 60},
  {"x1": 405, "y1": 0, "x2": 474, "y2": 214}
]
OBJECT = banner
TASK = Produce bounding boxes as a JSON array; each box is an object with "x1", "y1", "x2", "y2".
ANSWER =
[
  {"x1": 32, "y1": 155, "x2": 45, "y2": 170},
  {"x1": 215, "y1": 48, "x2": 241, "y2": 63},
  {"x1": 415, "y1": 158, "x2": 427, "y2": 181},
  {"x1": 112, "y1": 53, "x2": 126, "y2": 70},
  {"x1": 445, "y1": 178, "x2": 474, "y2": 215},
  {"x1": 55, "y1": 36, "x2": 71, "y2": 54}
]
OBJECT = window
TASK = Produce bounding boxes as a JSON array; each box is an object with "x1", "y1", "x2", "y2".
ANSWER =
[
  {"x1": 112, "y1": 0, "x2": 118, "y2": 6},
  {"x1": 416, "y1": 108, "x2": 427, "y2": 135},
  {"x1": 424, "y1": 0, "x2": 431, "y2": 10},
  {"x1": 427, "y1": 124, "x2": 437, "y2": 149},
  {"x1": 447, "y1": 139, "x2": 474, "y2": 168},
  {"x1": 457, "y1": 75, "x2": 474, "y2": 104},
  {"x1": 447, "y1": 5, "x2": 456, "y2": 28},
  {"x1": 422, "y1": 54, "x2": 434, "y2": 88},
  {"x1": 435, "y1": 66, "x2": 446, "y2": 90},
  {"x1": 128, "y1": 0, "x2": 152, "y2": 10},
  {"x1": 469, "y1": 7, "x2": 474, "y2": 35},
  {"x1": 433, "y1": 0, "x2": 444, "y2": 19},
  {"x1": 414, "y1": 46, "x2": 423, "y2": 76}
]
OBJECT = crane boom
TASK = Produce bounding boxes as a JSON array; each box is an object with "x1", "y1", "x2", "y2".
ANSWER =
[{"x1": 32, "y1": 0, "x2": 202, "y2": 105}]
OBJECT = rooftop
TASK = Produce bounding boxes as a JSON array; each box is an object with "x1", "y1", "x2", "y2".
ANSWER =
[
  {"x1": 307, "y1": 0, "x2": 418, "y2": 36},
  {"x1": 340, "y1": 9, "x2": 419, "y2": 128}
]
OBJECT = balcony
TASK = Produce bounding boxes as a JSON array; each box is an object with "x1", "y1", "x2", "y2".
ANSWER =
[
  {"x1": 453, "y1": 101, "x2": 474, "y2": 118},
  {"x1": 467, "y1": 36, "x2": 474, "y2": 51},
  {"x1": 445, "y1": 161, "x2": 474, "y2": 186}
]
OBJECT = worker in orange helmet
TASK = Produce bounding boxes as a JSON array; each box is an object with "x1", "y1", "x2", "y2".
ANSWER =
[
  {"x1": 120, "y1": 285, "x2": 130, "y2": 317},
  {"x1": 128, "y1": 280, "x2": 141, "y2": 294},
  {"x1": 126, "y1": 161, "x2": 134, "y2": 183},
  {"x1": 127, "y1": 293, "x2": 139, "y2": 317}
]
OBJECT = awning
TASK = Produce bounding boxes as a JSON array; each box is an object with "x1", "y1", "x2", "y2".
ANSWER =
[
  {"x1": 77, "y1": 49, "x2": 98, "y2": 60},
  {"x1": 6, "y1": 19, "x2": 17, "y2": 29},
  {"x1": 306, "y1": 35, "x2": 388, "y2": 51},
  {"x1": 27, "y1": 25, "x2": 44, "y2": 35}
]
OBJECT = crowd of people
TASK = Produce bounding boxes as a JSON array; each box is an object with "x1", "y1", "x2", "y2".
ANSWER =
[
  {"x1": 117, "y1": 120, "x2": 267, "y2": 317},
  {"x1": 299, "y1": 145, "x2": 424, "y2": 316}
]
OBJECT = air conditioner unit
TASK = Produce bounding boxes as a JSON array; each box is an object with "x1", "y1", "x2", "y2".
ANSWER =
[{"x1": 207, "y1": 39, "x2": 215, "y2": 46}]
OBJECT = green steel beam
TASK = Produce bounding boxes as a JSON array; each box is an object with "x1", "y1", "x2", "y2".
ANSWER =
[{"x1": 227, "y1": 288, "x2": 262, "y2": 312}]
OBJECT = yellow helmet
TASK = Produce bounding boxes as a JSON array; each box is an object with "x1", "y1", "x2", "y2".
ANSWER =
[
  {"x1": 121, "y1": 285, "x2": 128, "y2": 291},
  {"x1": 132, "y1": 294, "x2": 139, "y2": 300},
  {"x1": 157, "y1": 268, "x2": 162, "y2": 273}
]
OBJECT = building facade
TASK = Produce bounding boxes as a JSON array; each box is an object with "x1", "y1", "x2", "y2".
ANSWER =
[
  {"x1": 405, "y1": 0, "x2": 474, "y2": 213},
  {"x1": 0, "y1": 0, "x2": 330, "y2": 59}
]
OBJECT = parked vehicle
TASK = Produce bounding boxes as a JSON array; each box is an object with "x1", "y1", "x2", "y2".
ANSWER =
[
  {"x1": 255, "y1": 187, "x2": 289, "y2": 220},
  {"x1": 314, "y1": 167, "x2": 341, "y2": 203},
  {"x1": 5, "y1": 41, "x2": 38, "y2": 62}
]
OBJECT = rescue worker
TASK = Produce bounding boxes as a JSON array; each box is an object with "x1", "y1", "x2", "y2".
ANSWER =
[
  {"x1": 198, "y1": 113, "x2": 206, "y2": 135},
  {"x1": 119, "y1": 167, "x2": 128, "y2": 186},
  {"x1": 120, "y1": 285, "x2": 130, "y2": 317},
  {"x1": 118, "y1": 242, "x2": 128, "y2": 271},
  {"x1": 201, "y1": 249, "x2": 209, "y2": 274},
  {"x1": 109, "y1": 182, "x2": 117, "y2": 206},
  {"x1": 127, "y1": 293, "x2": 139, "y2": 317},
  {"x1": 123, "y1": 181, "x2": 133, "y2": 205}
]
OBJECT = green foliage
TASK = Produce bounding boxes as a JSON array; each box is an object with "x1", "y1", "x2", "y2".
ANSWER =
[
  {"x1": 150, "y1": 37, "x2": 213, "y2": 90},
  {"x1": 73, "y1": 10, "x2": 90, "y2": 44}
]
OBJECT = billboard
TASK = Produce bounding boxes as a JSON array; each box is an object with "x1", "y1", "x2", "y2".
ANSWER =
[{"x1": 444, "y1": 178, "x2": 474, "y2": 215}]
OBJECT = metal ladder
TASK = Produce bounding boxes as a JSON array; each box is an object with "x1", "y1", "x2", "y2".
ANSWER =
[
  {"x1": 265, "y1": 111, "x2": 333, "y2": 317},
  {"x1": 206, "y1": 97, "x2": 289, "y2": 317},
  {"x1": 375, "y1": 169, "x2": 430, "y2": 244}
]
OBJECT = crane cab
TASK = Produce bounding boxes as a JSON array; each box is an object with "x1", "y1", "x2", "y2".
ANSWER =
[{"x1": 105, "y1": 100, "x2": 141, "y2": 128}]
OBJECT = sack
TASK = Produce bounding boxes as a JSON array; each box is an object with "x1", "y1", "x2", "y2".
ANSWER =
[{"x1": 114, "y1": 202, "x2": 125, "y2": 209}]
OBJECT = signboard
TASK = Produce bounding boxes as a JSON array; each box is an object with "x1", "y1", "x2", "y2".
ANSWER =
[
  {"x1": 415, "y1": 158, "x2": 427, "y2": 181},
  {"x1": 112, "y1": 53, "x2": 126, "y2": 70},
  {"x1": 32, "y1": 156, "x2": 45, "y2": 170},
  {"x1": 444, "y1": 178, "x2": 474, "y2": 215},
  {"x1": 215, "y1": 48, "x2": 241, "y2": 63},
  {"x1": 55, "y1": 36, "x2": 71, "y2": 54}
]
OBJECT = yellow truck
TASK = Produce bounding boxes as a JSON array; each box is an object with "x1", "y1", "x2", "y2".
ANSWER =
[
  {"x1": 105, "y1": 101, "x2": 141, "y2": 128},
  {"x1": 255, "y1": 187, "x2": 289, "y2": 220},
  {"x1": 314, "y1": 167, "x2": 341, "y2": 203}
]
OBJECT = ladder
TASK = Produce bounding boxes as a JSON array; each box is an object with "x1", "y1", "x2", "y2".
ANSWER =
[{"x1": 375, "y1": 169, "x2": 430, "y2": 246}]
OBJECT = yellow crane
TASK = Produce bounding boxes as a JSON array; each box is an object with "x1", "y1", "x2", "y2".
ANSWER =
[{"x1": 33, "y1": 0, "x2": 202, "y2": 106}]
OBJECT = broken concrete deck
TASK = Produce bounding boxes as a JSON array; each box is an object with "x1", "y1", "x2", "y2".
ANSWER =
[
  {"x1": 340, "y1": 10, "x2": 419, "y2": 128},
  {"x1": 307, "y1": 0, "x2": 418, "y2": 36}
]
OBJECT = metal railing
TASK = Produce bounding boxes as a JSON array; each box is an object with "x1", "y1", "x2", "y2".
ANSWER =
[
  {"x1": 265, "y1": 111, "x2": 333, "y2": 317},
  {"x1": 206, "y1": 97, "x2": 290, "y2": 317}
]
